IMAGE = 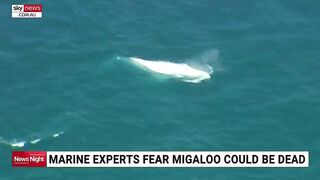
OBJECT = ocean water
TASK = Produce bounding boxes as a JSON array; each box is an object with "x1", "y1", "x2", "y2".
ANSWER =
[{"x1": 0, "y1": 0, "x2": 319, "y2": 179}]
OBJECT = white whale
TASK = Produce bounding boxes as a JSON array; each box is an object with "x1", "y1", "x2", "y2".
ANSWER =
[{"x1": 129, "y1": 57, "x2": 211, "y2": 83}]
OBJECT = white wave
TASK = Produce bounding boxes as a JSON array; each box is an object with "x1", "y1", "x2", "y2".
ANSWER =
[
  {"x1": 30, "y1": 138, "x2": 41, "y2": 144},
  {"x1": 10, "y1": 141, "x2": 26, "y2": 148},
  {"x1": 129, "y1": 57, "x2": 211, "y2": 83},
  {"x1": 0, "y1": 131, "x2": 64, "y2": 148},
  {"x1": 52, "y1": 131, "x2": 64, "y2": 138},
  {"x1": 0, "y1": 137, "x2": 25, "y2": 147}
]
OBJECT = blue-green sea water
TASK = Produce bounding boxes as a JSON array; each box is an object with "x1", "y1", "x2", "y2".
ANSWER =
[{"x1": 1, "y1": 0, "x2": 319, "y2": 179}]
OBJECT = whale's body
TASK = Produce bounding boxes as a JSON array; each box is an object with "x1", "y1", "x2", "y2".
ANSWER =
[{"x1": 129, "y1": 57, "x2": 211, "y2": 83}]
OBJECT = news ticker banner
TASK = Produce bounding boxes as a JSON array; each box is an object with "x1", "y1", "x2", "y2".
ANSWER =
[
  {"x1": 12, "y1": 4, "x2": 42, "y2": 18},
  {"x1": 12, "y1": 151, "x2": 308, "y2": 168}
]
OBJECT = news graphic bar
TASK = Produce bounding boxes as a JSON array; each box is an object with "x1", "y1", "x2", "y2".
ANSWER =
[
  {"x1": 12, "y1": 151, "x2": 46, "y2": 167},
  {"x1": 12, "y1": 4, "x2": 42, "y2": 18},
  {"x1": 12, "y1": 151, "x2": 309, "y2": 168}
]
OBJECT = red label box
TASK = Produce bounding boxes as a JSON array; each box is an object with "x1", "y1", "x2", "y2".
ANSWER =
[
  {"x1": 12, "y1": 151, "x2": 46, "y2": 167},
  {"x1": 24, "y1": 4, "x2": 42, "y2": 12}
]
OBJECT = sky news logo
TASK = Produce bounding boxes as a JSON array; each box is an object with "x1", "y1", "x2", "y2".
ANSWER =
[
  {"x1": 12, "y1": 4, "x2": 42, "y2": 18},
  {"x1": 12, "y1": 151, "x2": 46, "y2": 167}
]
